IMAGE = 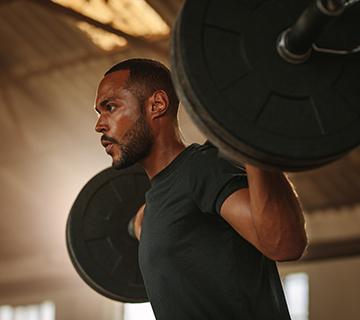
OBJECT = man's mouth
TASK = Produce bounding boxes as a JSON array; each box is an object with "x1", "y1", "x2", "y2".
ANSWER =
[{"x1": 101, "y1": 137, "x2": 116, "y2": 154}]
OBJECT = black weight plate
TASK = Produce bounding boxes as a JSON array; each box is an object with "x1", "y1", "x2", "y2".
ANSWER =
[
  {"x1": 66, "y1": 165, "x2": 150, "y2": 302},
  {"x1": 171, "y1": 0, "x2": 360, "y2": 171}
]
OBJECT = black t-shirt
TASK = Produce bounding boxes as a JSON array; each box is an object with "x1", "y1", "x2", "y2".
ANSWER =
[{"x1": 138, "y1": 143, "x2": 290, "y2": 320}]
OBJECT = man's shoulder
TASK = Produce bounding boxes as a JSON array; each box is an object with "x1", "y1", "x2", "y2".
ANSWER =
[
  {"x1": 186, "y1": 141, "x2": 219, "y2": 161},
  {"x1": 186, "y1": 142, "x2": 246, "y2": 175}
]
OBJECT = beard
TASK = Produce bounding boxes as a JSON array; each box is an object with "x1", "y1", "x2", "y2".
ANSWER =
[{"x1": 112, "y1": 112, "x2": 154, "y2": 170}]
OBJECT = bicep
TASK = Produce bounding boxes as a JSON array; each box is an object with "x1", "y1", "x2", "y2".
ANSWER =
[{"x1": 220, "y1": 188, "x2": 262, "y2": 251}]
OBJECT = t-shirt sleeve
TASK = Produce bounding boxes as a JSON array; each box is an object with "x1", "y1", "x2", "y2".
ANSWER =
[{"x1": 188, "y1": 145, "x2": 248, "y2": 215}]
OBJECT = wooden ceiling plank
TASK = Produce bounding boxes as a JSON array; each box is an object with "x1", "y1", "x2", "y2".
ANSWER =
[{"x1": 29, "y1": 0, "x2": 169, "y2": 59}]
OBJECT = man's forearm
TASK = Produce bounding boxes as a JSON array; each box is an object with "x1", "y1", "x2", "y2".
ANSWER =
[{"x1": 245, "y1": 164, "x2": 307, "y2": 261}]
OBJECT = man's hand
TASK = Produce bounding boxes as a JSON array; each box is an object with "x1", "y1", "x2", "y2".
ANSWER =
[{"x1": 133, "y1": 203, "x2": 145, "y2": 241}]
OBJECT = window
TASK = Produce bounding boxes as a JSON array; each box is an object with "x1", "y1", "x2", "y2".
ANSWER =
[
  {"x1": 123, "y1": 302, "x2": 155, "y2": 320},
  {"x1": 0, "y1": 301, "x2": 55, "y2": 320},
  {"x1": 283, "y1": 272, "x2": 309, "y2": 320}
]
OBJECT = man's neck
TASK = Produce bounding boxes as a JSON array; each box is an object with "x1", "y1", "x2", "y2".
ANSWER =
[{"x1": 140, "y1": 137, "x2": 186, "y2": 180}]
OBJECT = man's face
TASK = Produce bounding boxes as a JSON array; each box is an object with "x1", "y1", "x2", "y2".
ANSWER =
[{"x1": 95, "y1": 70, "x2": 153, "y2": 169}]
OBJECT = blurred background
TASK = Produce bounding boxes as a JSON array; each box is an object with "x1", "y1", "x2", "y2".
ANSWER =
[{"x1": 0, "y1": 0, "x2": 359, "y2": 319}]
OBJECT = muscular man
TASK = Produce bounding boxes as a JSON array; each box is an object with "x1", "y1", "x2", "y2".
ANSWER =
[{"x1": 95, "y1": 58, "x2": 307, "y2": 320}]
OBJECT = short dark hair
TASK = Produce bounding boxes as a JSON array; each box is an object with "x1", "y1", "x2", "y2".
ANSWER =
[{"x1": 105, "y1": 58, "x2": 179, "y2": 118}]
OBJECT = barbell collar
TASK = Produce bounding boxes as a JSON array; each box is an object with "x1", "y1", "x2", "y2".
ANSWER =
[
  {"x1": 277, "y1": 28, "x2": 313, "y2": 64},
  {"x1": 277, "y1": 0, "x2": 346, "y2": 63}
]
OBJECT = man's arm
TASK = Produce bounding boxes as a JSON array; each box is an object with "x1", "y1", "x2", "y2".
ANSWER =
[{"x1": 220, "y1": 164, "x2": 307, "y2": 261}]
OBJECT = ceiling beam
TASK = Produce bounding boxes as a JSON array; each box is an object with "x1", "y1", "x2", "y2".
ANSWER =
[
  {"x1": 29, "y1": 0, "x2": 169, "y2": 59},
  {"x1": 299, "y1": 237, "x2": 360, "y2": 262}
]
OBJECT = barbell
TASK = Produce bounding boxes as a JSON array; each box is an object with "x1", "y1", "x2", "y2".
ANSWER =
[{"x1": 67, "y1": 0, "x2": 360, "y2": 303}]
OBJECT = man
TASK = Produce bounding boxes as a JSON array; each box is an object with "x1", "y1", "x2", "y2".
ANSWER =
[{"x1": 95, "y1": 58, "x2": 307, "y2": 320}]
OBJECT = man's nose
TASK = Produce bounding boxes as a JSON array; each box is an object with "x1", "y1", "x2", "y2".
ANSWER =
[{"x1": 95, "y1": 116, "x2": 108, "y2": 133}]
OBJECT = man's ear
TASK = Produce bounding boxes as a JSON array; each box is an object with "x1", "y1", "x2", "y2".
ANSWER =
[{"x1": 149, "y1": 90, "x2": 169, "y2": 119}]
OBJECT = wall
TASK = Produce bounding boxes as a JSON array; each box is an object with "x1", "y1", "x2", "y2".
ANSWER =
[{"x1": 279, "y1": 256, "x2": 360, "y2": 320}]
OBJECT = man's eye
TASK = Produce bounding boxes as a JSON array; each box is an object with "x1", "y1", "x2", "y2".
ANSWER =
[{"x1": 106, "y1": 104, "x2": 116, "y2": 112}]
